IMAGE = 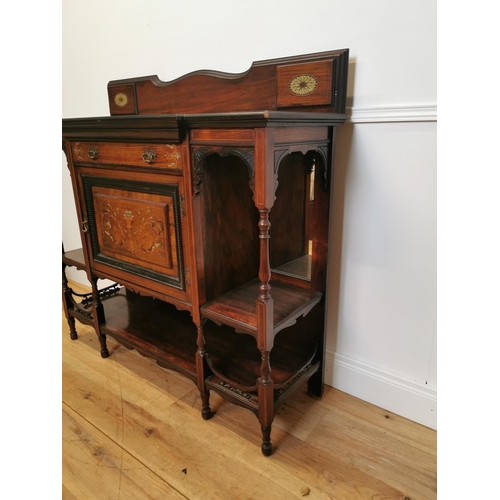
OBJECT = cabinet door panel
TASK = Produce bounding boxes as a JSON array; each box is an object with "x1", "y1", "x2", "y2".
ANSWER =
[{"x1": 81, "y1": 174, "x2": 185, "y2": 291}]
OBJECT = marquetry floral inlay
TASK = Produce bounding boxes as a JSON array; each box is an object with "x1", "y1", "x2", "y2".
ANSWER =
[{"x1": 96, "y1": 199, "x2": 173, "y2": 268}]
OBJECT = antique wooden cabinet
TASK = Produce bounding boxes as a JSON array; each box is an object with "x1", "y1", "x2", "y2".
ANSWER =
[{"x1": 62, "y1": 49, "x2": 349, "y2": 455}]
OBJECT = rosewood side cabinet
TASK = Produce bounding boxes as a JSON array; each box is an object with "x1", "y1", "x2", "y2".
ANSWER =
[{"x1": 62, "y1": 49, "x2": 349, "y2": 456}]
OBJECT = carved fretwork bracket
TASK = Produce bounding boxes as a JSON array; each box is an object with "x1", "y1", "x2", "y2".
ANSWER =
[
  {"x1": 67, "y1": 282, "x2": 121, "y2": 318},
  {"x1": 217, "y1": 380, "x2": 253, "y2": 401},
  {"x1": 192, "y1": 147, "x2": 255, "y2": 196},
  {"x1": 315, "y1": 145, "x2": 330, "y2": 191},
  {"x1": 273, "y1": 143, "x2": 330, "y2": 196},
  {"x1": 275, "y1": 362, "x2": 313, "y2": 399}
]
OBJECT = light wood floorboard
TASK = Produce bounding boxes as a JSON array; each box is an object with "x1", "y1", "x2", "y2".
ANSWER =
[{"x1": 62, "y1": 281, "x2": 436, "y2": 499}]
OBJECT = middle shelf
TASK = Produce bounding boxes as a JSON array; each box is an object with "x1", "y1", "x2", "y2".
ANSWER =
[{"x1": 200, "y1": 278, "x2": 323, "y2": 336}]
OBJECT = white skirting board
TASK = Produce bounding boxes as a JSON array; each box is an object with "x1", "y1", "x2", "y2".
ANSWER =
[
  {"x1": 324, "y1": 350, "x2": 437, "y2": 430},
  {"x1": 347, "y1": 104, "x2": 437, "y2": 123}
]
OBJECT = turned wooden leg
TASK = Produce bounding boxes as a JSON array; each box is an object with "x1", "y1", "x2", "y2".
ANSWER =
[
  {"x1": 196, "y1": 322, "x2": 213, "y2": 420},
  {"x1": 261, "y1": 425, "x2": 273, "y2": 456},
  {"x1": 258, "y1": 350, "x2": 275, "y2": 456},
  {"x1": 200, "y1": 389, "x2": 213, "y2": 420},
  {"x1": 62, "y1": 262, "x2": 78, "y2": 340},
  {"x1": 255, "y1": 206, "x2": 275, "y2": 456},
  {"x1": 98, "y1": 333, "x2": 110, "y2": 358},
  {"x1": 68, "y1": 316, "x2": 78, "y2": 341},
  {"x1": 91, "y1": 275, "x2": 109, "y2": 358}
]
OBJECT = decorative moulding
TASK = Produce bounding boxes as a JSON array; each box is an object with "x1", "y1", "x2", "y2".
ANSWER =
[{"x1": 348, "y1": 104, "x2": 437, "y2": 123}]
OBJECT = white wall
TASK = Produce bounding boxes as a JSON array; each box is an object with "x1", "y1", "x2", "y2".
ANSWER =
[
  {"x1": 326, "y1": 120, "x2": 436, "y2": 428},
  {"x1": 63, "y1": 0, "x2": 437, "y2": 428}
]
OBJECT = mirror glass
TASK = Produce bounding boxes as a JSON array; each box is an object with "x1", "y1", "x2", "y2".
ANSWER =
[{"x1": 270, "y1": 152, "x2": 319, "y2": 281}]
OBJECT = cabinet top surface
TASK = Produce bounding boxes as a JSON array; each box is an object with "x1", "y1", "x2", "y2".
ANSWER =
[
  {"x1": 62, "y1": 110, "x2": 347, "y2": 126},
  {"x1": 62, "y1": 110, "x2": 347, "y2": 142}
]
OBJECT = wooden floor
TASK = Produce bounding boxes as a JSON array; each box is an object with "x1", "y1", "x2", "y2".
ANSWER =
[{"x1": 62, "y1": 282, "x2": 437, "y2": 500}]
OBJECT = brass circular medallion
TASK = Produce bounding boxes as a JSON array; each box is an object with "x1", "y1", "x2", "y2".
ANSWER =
[
  {"x1": 114, "y1": 92, "x2": 128, "y2": 107},
  {"x1": 288, "y1": 75, "x2": 318, "y2": 96}
]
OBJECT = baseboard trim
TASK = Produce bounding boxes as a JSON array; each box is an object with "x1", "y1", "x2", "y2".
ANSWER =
[
  {"x1": 348, "y1": 104, "x2": 437, "y2": 123},
  {"x1": 324, "y1": 350, "x2": 437, "y2": 430}
]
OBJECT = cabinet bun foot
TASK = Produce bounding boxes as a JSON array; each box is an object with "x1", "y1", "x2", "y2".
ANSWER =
[
  {"x1": 100, "y1": 348, "x2": 110, "y2": 358},
  {"x1": 70, "y1": 332, "x2": 78, "y2": 340},
  {"x1": 261, "y1": 442, "x2": 273, "y2": 456},
  {"x1": 261, "y1": 425, "x2": 273, "y2": 456},
  {"x1": 201, "y1": 409, "x2": 214, "y2": 420}
]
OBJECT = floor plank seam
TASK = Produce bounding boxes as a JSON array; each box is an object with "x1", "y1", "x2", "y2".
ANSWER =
[
  {"x1": 62, "y1": 401, "x2": 191, "y2": 500},
  {"x1": 114, "y1": 354, "x2": 125, "y2": 499}
]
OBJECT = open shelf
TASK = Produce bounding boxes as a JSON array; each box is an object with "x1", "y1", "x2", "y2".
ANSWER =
[
  {"x1": 205, "y1": 322, "x2": 314, "y2": 387},
  {"x1": 62, "y1": 248, "x2": 86, "y2": 270},
  {"x1": 100, "y1": 289, "x2": 198, "y2": 381},
  {"x1": 205, "y1": 375, "x2": 259, "y2": 412},
  {"x1": 205, "y1": 359, "x2": 320, "y2": 414},
  {"x1": 201, "y1": 278, "x2": 322, "y2": 336},
  {"x1": 204, "y1": 315, "x2": 320, "y2": 413}
]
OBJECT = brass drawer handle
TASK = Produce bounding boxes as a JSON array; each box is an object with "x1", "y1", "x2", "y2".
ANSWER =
[
  {"x1": 81, "y1": 213, "x2": 89, "y2": 233},
  {"x1": 142, "y1": 148, "x2": 157, "y2": 164},
  {"x1": 87, "y1": 147, "x2": 99, "y2": 160}
]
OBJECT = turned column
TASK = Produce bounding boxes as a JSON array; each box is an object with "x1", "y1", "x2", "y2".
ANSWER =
[
  {"x1": 254, "y1": 129, "x2": 277, "y2": 456},
  {"x1": 256, "y1": 208, "x2": 275, "y2": 455},
  {"x1": 90, "y1": 274, "x2": 109, "y2": 358},
  {"x1": 196, "y1": 321, "x2": 213, "y2": 420}
]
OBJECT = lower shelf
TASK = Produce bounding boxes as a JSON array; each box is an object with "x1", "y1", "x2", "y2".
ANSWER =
[
  {"x1": 69, "y1": 288, "x2": 322, "y2": 413},
  {"x1": 203, "y1": 317, "x2": 318, "y2": 388},
  {"x1": 205, "y1": 360, "x2": 320, "y2": 416},
  {"x1": 100, "y1": 289, "x2": 198, "y2": 381},
  {"x1": 206, "y1": 375, "x2": 259, "y2": 412}
]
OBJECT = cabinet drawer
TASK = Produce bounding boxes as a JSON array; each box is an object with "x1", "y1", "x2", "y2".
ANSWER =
[{"x1": 71, "y1": 141, "x2": 183, "y2": 171}]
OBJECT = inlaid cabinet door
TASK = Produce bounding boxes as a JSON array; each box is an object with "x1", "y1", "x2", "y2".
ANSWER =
[{"x1": 79, "y1": 171, "x2": 187, "y2": 293}]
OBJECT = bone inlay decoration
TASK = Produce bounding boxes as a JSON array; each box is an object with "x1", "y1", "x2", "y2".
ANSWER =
[
  {"x1": 165, "y1": 145, "x2": 182, "y2": 168},
  {"x1": 73, "y1": 142, "x2": 84, "y2": 161}
]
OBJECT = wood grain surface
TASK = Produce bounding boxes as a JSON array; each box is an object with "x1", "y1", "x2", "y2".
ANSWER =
[{"x1": 63, "y1": 281, "x2": 436, "y2": 500}]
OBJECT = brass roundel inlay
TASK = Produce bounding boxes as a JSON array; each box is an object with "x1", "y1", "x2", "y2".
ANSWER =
[
  {"x1": 288, "y1": 74, "x2": 318, "y2": 96},
  {"x1": 114, "y1": 92, "x2": 128, "y2": 107}
]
